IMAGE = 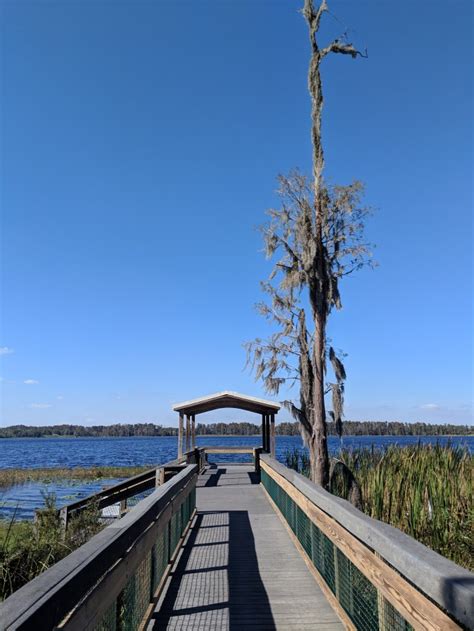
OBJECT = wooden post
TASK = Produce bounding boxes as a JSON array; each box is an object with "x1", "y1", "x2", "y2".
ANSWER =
[
  {"x1": 262, "y1": 414, "x2": 267, "y2": 452},
  {"x1": 178, "y1": 412, "x2": 184, "y2": 458},
  {"x1": 185, "y1": 414, "x2": 191, "y2": 452},
  {"x1": 270, "y1": 413, "x2": 276, "y2": 457},
  {"x1": 191, "y1": 414, "x2": 196, "y2": 448},
  {"x1": 193, "y1": 447, "x2": 202, "y2": 471},
  {"x1": 265, "y1": 414, "x2": 270, "y2": 452},
  {"x1": 155, "y1": 467, "x2": 165, "y2": 486},
  {"x1": 59, "y1": 506, "x2": 68, "y2": 536},
  {"x1": 253, "y1": 447, "x2": 262, "y2": 474},
  {"x1": 120, "y1": 499, "x2": 127, "y2": 517}
]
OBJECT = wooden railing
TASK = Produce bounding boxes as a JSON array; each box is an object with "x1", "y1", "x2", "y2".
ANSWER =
[
  {"x1": 259, "y1": 454, "x2": 473, "y2": 631},
  {"x1": 50, "y1": 449, "x2": 207, "y2": 532},
  {"x1": 0, "y1": 464, "x2": 198, "y2": 631}
]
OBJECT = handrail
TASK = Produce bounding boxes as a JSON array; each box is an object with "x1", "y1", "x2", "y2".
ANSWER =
[
  {"x1": 64, "y1": 468, "x2": 157, "y2": 513},
  {"x1": 52, "y1": 449, "x2": 205, "y2": 530},
  {"x1": 199, "y1": 445, "x2": 255, "y2": 454},
  {"x1": 0, "y1": 464, "x2": 198, "y2": 631},
  {"x1": 260, "y1": 454, "x2": 473, "y2": 631}
]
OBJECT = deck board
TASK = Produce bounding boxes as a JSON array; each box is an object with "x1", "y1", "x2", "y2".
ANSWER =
[{"x1": 148, "y1": 464, "x2": 344, "y2": 630}]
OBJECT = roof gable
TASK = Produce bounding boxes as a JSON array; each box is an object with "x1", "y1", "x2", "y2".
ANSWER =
[{"x1": 172, "y1": 391, "x2": 280, "y2": 415}]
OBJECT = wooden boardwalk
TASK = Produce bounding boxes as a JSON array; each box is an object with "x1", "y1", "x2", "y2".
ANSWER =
[{"x1": 148, "y1": 464, "x2": 344, "y2": 630}]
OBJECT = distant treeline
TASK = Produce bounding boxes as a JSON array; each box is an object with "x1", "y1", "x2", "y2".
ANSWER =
[{"x1": 0, "y1": 421, "x2": 472, "y2": 439}]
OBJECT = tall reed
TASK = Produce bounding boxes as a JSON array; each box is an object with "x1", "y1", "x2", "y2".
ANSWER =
[
  {"x1": 0, "y1": 493, "x2": 102, "y2": 600},
  {"x1": 285, "y1": 443, "x2": 473, "y2": 570}
]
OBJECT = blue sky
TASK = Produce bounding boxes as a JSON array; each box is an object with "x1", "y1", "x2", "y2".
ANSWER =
[{"x1": 1, "y1": 0, "x2": 472, "y2": 427}]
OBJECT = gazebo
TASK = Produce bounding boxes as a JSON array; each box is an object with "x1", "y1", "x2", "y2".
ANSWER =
[{"x1": 172, "y1": 390, "x2": 280, "y2": 458}]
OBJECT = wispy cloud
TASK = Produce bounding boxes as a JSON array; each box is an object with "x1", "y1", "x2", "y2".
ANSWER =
[
  {"x1": 0, "y1": 347, "x2": 14, "y2": 356},
  {"x1": 29, "y1": 403, "x2": 52, "y2": 409},
  {"x1": 57, "y1": 395, "x2": 64, "y2": 400},
  {"x1": 420, "y1": 403, "x2": 440, "y2": 410},
  {"x1": 24, "y1": 379, "x2": 39, "y2": 385}
]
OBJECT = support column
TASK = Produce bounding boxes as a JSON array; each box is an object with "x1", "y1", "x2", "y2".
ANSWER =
[
  {"x1": 265, "y1": 414, "x2": 270, "y2": 452},
  {"x1": 185, "y1": 414, "x2": 191, "y2": 453},
  {"x1": 262, "y1": 413, "x2": 267, "y2": 452},
  {"x1": 270, "y1": 413, "x2": 276, "y2": 457},
  {"x1": 191, "y1": 414, "x2": 196, "y2": 448},
  {"x1": 178, "y1": 412, "x2": 184, "y2": 458}
]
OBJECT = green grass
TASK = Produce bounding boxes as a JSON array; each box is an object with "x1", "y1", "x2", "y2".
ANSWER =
[
  {"x1": 0, "y1": 465, "x2": 152, "y2": 488},
  {"x1": 285, "y1": 443, "x2": 473, "y2": 570}
]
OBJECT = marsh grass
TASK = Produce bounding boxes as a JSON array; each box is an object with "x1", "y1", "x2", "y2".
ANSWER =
[
  {"x1": 0, "y1": 465, "x2": 152, "y2": 489},
  {"x1": 0, "y1": 493, "x2": 103, "y2": 600},
  {"x1": 0, "y1": 465, "x2": 156, "y2": 598},
  {"x1": 285, "y1": 443, "x2": 473, "y2": 570}
]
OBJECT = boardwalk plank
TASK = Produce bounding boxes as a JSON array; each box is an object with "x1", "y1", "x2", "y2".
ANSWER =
[{"x1": 148, "y1": 465, "x2": 344, "y2": 631}]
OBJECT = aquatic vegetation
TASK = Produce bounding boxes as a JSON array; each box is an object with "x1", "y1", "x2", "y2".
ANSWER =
[
  {"x1": 285, "y1": 443, "x2": 473, "y2": 570},
  {"x1": 0, "y1": 465, "x2": 152, "y2": 489}
]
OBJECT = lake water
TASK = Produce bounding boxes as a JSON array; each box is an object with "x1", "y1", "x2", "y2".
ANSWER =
[{"x1": 0, "y1": 434, "x2": 472, "y2": 520}]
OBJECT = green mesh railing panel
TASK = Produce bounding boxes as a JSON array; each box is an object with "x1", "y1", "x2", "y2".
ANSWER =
[
  {"x1": 93, "y1": 481, "x2": 196, "y2": 631},
  {"x1": 152, "y1": 529, "x2": 169, "y2": 593},
  {"x1": 382, "y1": 598, "x2": 415, "y2": 631},
  {"x1": 118, "y1": 554, "x2": 151, "y2": 629},
  {"x1": 261, "y1": 468, "x2": 414, "y2": 631}
]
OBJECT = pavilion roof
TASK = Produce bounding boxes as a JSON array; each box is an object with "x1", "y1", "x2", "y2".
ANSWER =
[{"x1": 172, "y1": 390, "x2": 280, "y2": 416}]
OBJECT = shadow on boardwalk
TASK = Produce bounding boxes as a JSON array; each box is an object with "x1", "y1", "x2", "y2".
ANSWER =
[
  {"x1": 200, "y1": 463, "x2": 260, "y2": 488},
  {"x1": 151, "y1": 510, "x2": 275, "y2": 630}
]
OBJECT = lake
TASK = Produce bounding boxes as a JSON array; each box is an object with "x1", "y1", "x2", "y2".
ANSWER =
[{"x1": 1, "y1": 434, "x2": 472, "y2": 520}]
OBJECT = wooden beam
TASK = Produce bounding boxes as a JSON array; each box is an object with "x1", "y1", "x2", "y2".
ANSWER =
[
  {"x1": 201, "y1": 447, "x2": 254, "y2": 454},
  {"x1": 262, "y1": 414, "x2": 267, "y2": 452},
  {"x1": 260, "y1": 460, "x2": 462, "y2": 631}
]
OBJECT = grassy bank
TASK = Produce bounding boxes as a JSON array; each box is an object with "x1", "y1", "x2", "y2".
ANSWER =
[
  {"x1": 0, "y1": 465, "x2": 152, "y2": 489},
  {"x1": 0, "y1": 495, "x2": 102, "y2": 600},
  {"x1": 285, "y1": 443, "x2": 473, "y2": 570}
]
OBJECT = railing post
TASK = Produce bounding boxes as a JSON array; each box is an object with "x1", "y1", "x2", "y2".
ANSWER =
[
  {"x1": 59, "y1": 506, "x2": 68, "y2": 535},
  {"x1": 156, "y1": 467, "x2": 165, "y2": 486},
  {"x1": 120, "y1": 498, "x2": 127, "y2": 517},
  {"x1": 253, "y1": 447, "x2": 262, "y2": 474},
  {"x1": 193, "y1": 448, "x2": 201, "y2": 471}
]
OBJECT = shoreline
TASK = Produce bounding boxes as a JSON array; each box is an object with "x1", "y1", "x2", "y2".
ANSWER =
[{"x1": 0, "y1": 433, "x2": 472, "y2": 439}]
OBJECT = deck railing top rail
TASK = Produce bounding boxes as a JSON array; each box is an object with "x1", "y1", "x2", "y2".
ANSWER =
[{"x1": 260, "y1": 454, "x2": 473, "y2": 630}]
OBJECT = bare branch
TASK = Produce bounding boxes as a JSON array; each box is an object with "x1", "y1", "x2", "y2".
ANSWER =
[{"x1": 320, "y1": 40, "x2": 368, "y2": 59}]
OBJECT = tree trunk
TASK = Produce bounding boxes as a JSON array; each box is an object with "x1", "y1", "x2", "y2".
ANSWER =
[{"x1": 309, "y1": 307, "x2": 330, "y2": 488}]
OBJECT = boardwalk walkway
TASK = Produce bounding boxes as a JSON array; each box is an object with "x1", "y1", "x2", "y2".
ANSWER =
[{"x1": 149, "y1": 464, "x2": 344, "y2": 630}]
